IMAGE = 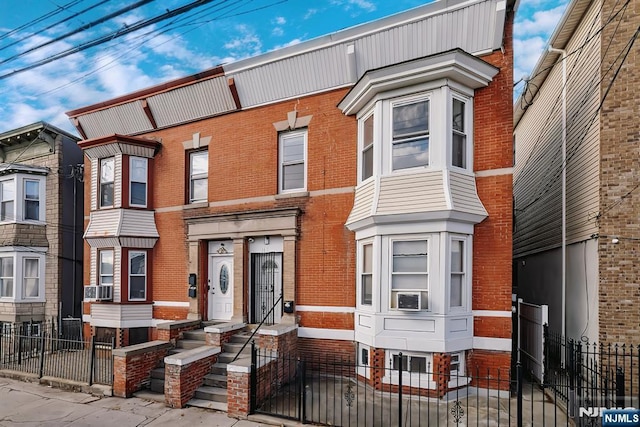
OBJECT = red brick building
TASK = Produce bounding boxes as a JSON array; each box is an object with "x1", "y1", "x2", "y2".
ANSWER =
[{"x1": 68, "y1": 0, "x2": 515, "y2": 389}]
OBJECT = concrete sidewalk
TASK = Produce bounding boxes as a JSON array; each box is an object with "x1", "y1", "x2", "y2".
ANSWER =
[{"x1": 0, "y1": 377, "x2": 280, "y2": 427}]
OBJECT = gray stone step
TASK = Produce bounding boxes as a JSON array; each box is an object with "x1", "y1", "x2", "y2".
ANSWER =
[
  {"x1": 150, "y1": 377, "x2": 164, "y2": 394},
  {"x1": 211, "y1": 362, "x2": 228, "y2": 376},
  {"x1": 182, "y1": 329, "x2": 206, "y2": 341},
  {"x1": 194, "y1": 386, "x2": 227, "y2": 403},
  {"x1": 150, "y1": 367, "x2": 164, "y2": 380},
  {"x1": 186, "y1": 398, "x2": 228, "y2": 412},
  {"x1": 176, "y1": 339, "x2": 205, "y2": 349},
  {"x1": 229, "y1": 332, "x2": 253, "y2": 344},
  {"x1": 222, "y1": 341, "x2": 251, "y2": 354},
  {"x1": 203, "y1": 373, "x2": 227, "y2": 388}
]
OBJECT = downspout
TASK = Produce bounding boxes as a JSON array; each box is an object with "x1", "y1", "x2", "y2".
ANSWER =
[{"x1": 549, "y1": 46, "x2": 567, "y2": 339}]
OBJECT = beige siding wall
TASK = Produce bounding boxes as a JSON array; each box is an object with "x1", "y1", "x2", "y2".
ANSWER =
[
  {"x1": 346, "y1": 179, "x2": 375, "y2": 225},
  {"x1": 514, "y1": 1, "x2": 601, "y2": 257},
  {"x1": 376, "y1": 171, "x2": 447, "y2": 215}
]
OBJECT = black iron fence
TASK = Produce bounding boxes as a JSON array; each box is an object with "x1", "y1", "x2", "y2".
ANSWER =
[
  {"x1": 251, "y1": 344, "x2": 571, "y2": 426},
  {"x1": 0, "y1": 322, "x2": 113, "y2": 386},
  {"x1": 542, "y1": 326, "x2": 640, "y2": 425}
]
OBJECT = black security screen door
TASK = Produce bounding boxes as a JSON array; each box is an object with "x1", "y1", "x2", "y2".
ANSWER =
[{"x1": 251, "y1": 252, "x2": 283, "y2": 324}]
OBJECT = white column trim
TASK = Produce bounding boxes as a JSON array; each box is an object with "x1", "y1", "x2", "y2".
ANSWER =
[
  {"x1": 298, "y1": 327, "x2": 354, "y2": 341},
  {"x1": 473, "y1": 337, "x2": 511, "y2": 351}
]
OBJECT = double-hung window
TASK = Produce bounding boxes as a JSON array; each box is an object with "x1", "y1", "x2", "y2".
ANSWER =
[
  {"x1": 360, "y1": 243, "x2": 373, "y2": 305},
  {"x1": 130, "y1": 157, "x2": 147, "y2": 207},
  {"x1": 450, "y1": 238, "x2": 465, "y2": 308},
  {"x1": 0, "y1": 257, "x2": 13, "y2": 298},
  {"x1": 23, "y1": 258, "x2": 40, "y2": 298},
  {"x1": 391, "y1": 240, "x2": 428, "y2": 310},
  {"x1": 99, "y1": 250, "x2": 114, "y2": 287},
  {"x1": 452, "y1": 98, "x2": 467, "y2": 168},
  {"x1": 189, "y1": 150, "x2": 208, "y2": 203},
  {"x1": 0, "y1": 179, "x2": 14, "y2": 222},
  {"x1": 129, "y1": 251, "x2": 146, "y2": 301},
  {"x1": 100, "y1": 158, "x2": 115, "y2": 208},
  {"x1": 391, "y1": 98, "x2": 429, "y2": 171},
  {"x1": 361, "y1": 114, "x2": 374, "y2": 180},
  {"x1": 279, "y1": 130, "x2": 306, "y2": 192},
  {"x1": 24, "y1": 180, "x2": 40, "y2": 220}
]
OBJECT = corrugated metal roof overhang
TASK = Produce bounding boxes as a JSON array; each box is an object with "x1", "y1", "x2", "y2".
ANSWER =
[
  {"x1": 338, "y1": 49, "x2": 499, "y2": 115},
  {"x1": 513, "y1": 0, "x2": 592, "y2": 127},
  {"x1": 70, "y1": 74, "x2": 237, "y2": 139}
]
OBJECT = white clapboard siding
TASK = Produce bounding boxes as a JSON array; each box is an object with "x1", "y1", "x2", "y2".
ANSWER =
[
  {"x1": 449, "y1": 172, "x2": 488, "y2": 216},
  {"x1": 514, "y1": 0, "x2": 601, "y2": 257},
  {"x1": 84, "y1": 210, "x2": 122, "y2": 238},
  {"x1": 376, "y1": 171, "x2": 447, "y2": 215},
  {"x1": 114, "y1": 247, "x2": 121, "y2": 303},
  {"x1": 90, "y1": 303, "x2": 152, "y2": 326},
  {"x1": 114, "y1": 153, "x2": 122, "y2": 208},
  {"x1": 89, "y1": 247, "x2": 97, "y2": 286},
  {"x1": 346, "y1": 179, "x2": 376, "y2": 225}
]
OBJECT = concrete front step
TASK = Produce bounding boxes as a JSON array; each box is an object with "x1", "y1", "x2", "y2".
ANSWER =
[
  {"x1": 194, "y1": 385, "x2": 227, "y2": 403},
  {"x1": 176, "y1": 339, "x2": 205, "y2": 349},
  {"x1": 150, "y1": 377, "x2": 164, "y2": 394},
  {"x1": 182, "y1": 329, "x2": 206, "y2": 341},
  {"x1": 229, "y1": 333, "x2": 254, "y2": 344},
  {"x1": 186, "y1": 398, "x2": 228, "y2": 412},
  {"x1": 222, "y1": 341, "x2": 252, "y2": 354},
  {"x1": 203, "y1": 373, "x2": 227, "y2": 388}
]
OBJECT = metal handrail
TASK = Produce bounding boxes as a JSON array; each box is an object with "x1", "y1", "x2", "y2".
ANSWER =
[{"x1": 232, "y1": 294, "x2": 283, "y2": 362}]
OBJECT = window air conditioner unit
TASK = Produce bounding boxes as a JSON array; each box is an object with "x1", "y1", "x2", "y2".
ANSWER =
[
  {"x1": 397, "y1": 292, "x2": 421, "y2": 311},
  {"x1": 84, "y1": 285, "x2": 113, "y2": 301}
]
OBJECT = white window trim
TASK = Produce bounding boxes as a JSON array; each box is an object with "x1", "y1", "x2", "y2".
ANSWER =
[
  {"x1": 129, "y1": 156, "x2": 148, "y2": 208},
  {"x1": 128, "y1": 251, "x2": 147, "y2": 301},
  {"x1": 357, "y1": 239, "x2": 375, "y2": 310},
  {"x1": 448, "y1": 234, "x2": 472, "y2": 313},
  {"x1": 448, "y1": 351, "x2": 471, "y2": 388},
  {"x1": 99, "y1": 157, "x2": 115, "y2": 209},
  {"x1": 382, "y1": 350, "x2": 435, "y2": 389},
  {"x1": 389, "y1": 237, "x2": 430, "y2": 312},
  {"x1": 359, "y1": 110, "x2": 375, "y2": 183},
  {"x1": 0, "y1": 250, "x2": 45, "y2": 302},
  {"x1": 388, "y1": 93, "x2": 431, "y2": 173},
  {"x1": 99, "y1": 249, "x2": 114, "y2": 287},
  {"x1": 357, "y1": 343, "x2": 371, "y2": 379},
  {"x1": 278, "y1": 129, "x2": 307, "y2": 193},
  {"x1": 450, "y1": 92, "x2": 473, "y2": 171},
  {"x1": 189, "y1": 150, "x2": 208, "y2": 204},
  {"x1": 0, "y1": 174, "x2": 46, "y2": 224},
  {"x1": 0, "y1": 255, "x2": 14, "y2": 299}
]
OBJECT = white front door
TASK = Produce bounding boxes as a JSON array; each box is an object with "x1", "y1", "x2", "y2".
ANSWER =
[{"x1": 209, "y1": 255, "x2": 233, "y2": 320}]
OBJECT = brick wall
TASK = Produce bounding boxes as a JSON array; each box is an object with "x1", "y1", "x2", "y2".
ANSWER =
[
  {"x1": 298, "y1": 337, "x2": 355, "y2": 361},
  {"x1": 467, "y1": 350, "x2": 511, "y2": 390},
  {"x1": 164, "y1": 352, "x2": 218, "y2": 408},
  {"x1": 598, "y1": 0, "x2": 640, "y2": 344},
  {"x1": 112, "y1": 341, "x2": 172, "y2": 397},
  {"x1": 227, "y1": 370, "x2": 251, "y2": 418}
]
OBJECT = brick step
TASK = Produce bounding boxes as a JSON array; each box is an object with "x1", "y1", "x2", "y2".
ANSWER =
[
  {"x1": 186, "y1": 398, "x2": 227, "y2": 412},
  {"x1": 203, "y1": 373, "x2": 227, "y2": 388},
  {"x1": 194, "y1": 385, "x2": 227, "y2": 403}
]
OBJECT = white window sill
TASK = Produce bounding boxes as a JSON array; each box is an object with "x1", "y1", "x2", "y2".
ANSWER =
[
  {"x1": 448, "y1": 376, "x2": 471, "y2": 389},
  {"x1": 275, "y1": 191, "x2": 309, "y2": 200}
]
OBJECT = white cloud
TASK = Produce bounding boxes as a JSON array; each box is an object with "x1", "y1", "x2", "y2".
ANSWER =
[
  {"x1": 223, "y1": 25, "x2": 263, "y2": 59},
  {"x1": 274, "y1": 16, "x2": 286, "y2": 25},
  {"x1": 330, "y1": 0, "x2": 376, "y2": 14},
  {"x1": 515, "y1": 4, "x2": 566, "y2": 37},
  {"x1": 272, "y1": 27, "x2": 284, "y2": 37},
  {"x1": 304, "y1": 9, "x2": 319, "y2": 19},
  {"x1": 273, "y1": 38, "x2": 303, "y2": 50}
]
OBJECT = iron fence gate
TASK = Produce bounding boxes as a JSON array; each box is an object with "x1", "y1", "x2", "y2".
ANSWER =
[
  {"x1": 250, "y1": 345, "x2": 574, "y2": 426},
  {"x1": 250, "y1": 252, "x2": 282, "y2": 324}
]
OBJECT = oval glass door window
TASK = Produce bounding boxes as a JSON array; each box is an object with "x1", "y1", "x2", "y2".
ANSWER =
[{"x1": 219, "y1": 264, "x2": 229, "y2": 294}]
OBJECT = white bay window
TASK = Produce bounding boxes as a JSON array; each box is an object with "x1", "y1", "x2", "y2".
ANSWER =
[
  {"x1": 391, "y1": 239, "x2": 429, "y2": 310},
  {"x1": 0, "y1": 174, "x2": 46, "y2": 223},
  {"x1": 391, "y1": 98, "x2": 429, "y2": 171},
  {"x1": 0, "y1": 251, "x2": 45, "y2": 301}
]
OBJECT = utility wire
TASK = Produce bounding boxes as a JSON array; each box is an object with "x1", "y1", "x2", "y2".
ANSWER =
[
  {"x1": 0, "y1": 0, "x2": 85, "y2": 42},
  {"x1": 0, "y1": 0, "x2": 228, "y2": 81},
  {"x1": 0, "y1": 0, "x2": 112, "y2": 53},
  {"x1": 0, "y1": 0, "x2": 156, "y2": 66}
]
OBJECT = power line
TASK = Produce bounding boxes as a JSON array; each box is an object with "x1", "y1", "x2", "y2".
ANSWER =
[
  {"x1": 0, "y1": 0, "x2": 112, "y2": 53},
  {"x1": 0, "y1": 0, "x2": 156, "y2": 67},
  {"x1": 0, "y1": 0, "x2": 86, "y2": 42}
]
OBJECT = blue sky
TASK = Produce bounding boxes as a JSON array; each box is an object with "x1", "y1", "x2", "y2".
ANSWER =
[{"x1": 0, "y1": 0, "x2": 568, "y2": 135}]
